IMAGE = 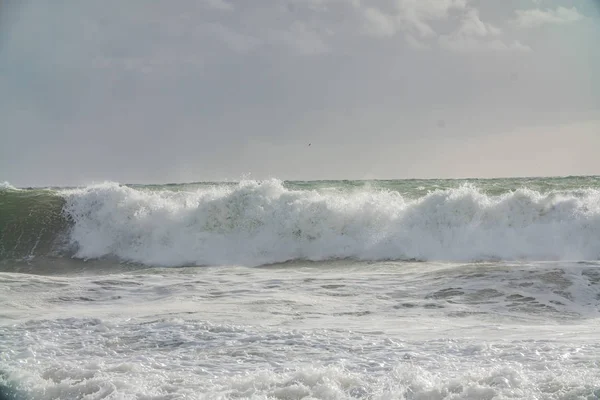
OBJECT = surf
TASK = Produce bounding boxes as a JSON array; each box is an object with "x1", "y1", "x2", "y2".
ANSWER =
[{"x1": 2, "y1": 178, "x2": 600, "y2": 267}]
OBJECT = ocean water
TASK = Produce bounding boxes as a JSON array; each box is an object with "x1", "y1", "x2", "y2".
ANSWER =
[{"x1": 1, "y1": 177, "x2": 600, "y2": 399}]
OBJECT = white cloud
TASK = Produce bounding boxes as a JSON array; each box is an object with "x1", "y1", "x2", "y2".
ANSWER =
[
  {"x1": 457, "y1": 9, "x2": 502, "y2": 38},
  {"x1": 513, "y1": 6, "x2": 583, "y2": 28},
  {"x1": 361, "y1": 0, "x2": 468, "y2": 39},
  {"x1": 396, "y1": 0, "x2": 468, "y2": 37},
  {"x1": 359, "y1": 1, "x2": 531, "y2": 52},
  {"x1": 439, "y1": 9, "x2": 530, "y2": 52},
  {"x1": 363, "y1": 7, "x2": 398, "y2": 37}
]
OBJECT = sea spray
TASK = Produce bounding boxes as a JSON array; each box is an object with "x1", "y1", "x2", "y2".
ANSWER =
[{"x1": 58, "y1": 180, "x2": 600, "y2": 266}]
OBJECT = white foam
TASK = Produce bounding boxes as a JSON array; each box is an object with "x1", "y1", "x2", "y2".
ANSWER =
[
  {"x1": 61, "y1": 180, "x2": 600, "y2": 266},
  {"x1": 0, "y1": 181, "x2": 18, "y2": 190},
  {"x1": 2, "y1": 316, "x2": 600, "y2": 400}
]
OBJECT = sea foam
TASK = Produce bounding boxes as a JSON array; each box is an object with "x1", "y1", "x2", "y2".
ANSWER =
[
  {"x1": 0, "y1": 181, "x2": 18, "y2": 191},
  {"x1": 61, "y1": 180, "x2": 600, "y2": 266}
]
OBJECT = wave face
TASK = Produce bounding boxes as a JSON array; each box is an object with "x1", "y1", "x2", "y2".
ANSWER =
[
  {"x1": 0, "y1": 186, "x2": 68, "y2": 261},
  {"x1": 2, "y1": 178, "x2": 600, "y2": 266}
]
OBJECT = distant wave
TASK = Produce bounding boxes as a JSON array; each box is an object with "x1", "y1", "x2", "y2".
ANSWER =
[
  {"x1": 2, "y1": 179, "x2": 600, "y2": 266},
  {"x1": 0, "y1": 181, "x2": 18, "y2": 191}
]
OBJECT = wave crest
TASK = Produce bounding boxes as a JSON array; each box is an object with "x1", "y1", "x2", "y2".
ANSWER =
[
  {"x1": 61, "y1": 180, "x2": 600, "y2": 266},
  {"x1": 0, "y1": 181, "x2": 18, "y2": 191}
]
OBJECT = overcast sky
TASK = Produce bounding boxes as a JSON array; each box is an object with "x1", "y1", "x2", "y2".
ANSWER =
[{"x1": 1, "y1": 0, "x2": 599, "y2": 186}]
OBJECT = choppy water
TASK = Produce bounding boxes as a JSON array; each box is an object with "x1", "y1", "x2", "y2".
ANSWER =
[{"x1": 1, "y1": 177, "x2": 600, "y2": 399}]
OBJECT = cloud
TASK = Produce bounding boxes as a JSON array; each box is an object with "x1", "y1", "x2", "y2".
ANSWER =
[
  {"x1": 396, "y1": 0, "x2": 468, "y2": 37},
  {"x1": 1, "y1": 0, "x2": 596, "y2": 186},
  {"x1": 267, "y1": 22, "x2": 329, "y2": 55},
  {"x1": 363, "y1": 7, "x2": 398, "y2": 37},
  {"x1": 361, "y1": 0, "x2": 468, "y2": 39},
  {"x1": 439, "y1": 9, "x2": 530, "y2": 52},
  {"x1": 513, "y1": 6, "x2": 584, "y2": 28},
  {"x1": 359, "y1": 2, "x2": 531, "y2": 52}
]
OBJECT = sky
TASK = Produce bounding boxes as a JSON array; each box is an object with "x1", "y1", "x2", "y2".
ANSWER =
[{"x1": 1, "y1": 0, "x2": 599, "y2": 186}]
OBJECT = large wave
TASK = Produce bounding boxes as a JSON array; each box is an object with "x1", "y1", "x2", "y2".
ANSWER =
[
  {"x1": 50, "y1": 179, "x2": 600, "y2": 266},
  {"x1": 2, "y1": 179, "x2": 600, "y2": 266}
]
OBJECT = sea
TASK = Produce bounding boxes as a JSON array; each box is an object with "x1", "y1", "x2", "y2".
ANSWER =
[{"x1": 1, "y1": 177, "x2": 600, "y2": 400}]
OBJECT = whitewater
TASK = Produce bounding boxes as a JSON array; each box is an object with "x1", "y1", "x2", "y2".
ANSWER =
[{"x1": 1, "y1": 177, "x2": 600, "y2": 399}]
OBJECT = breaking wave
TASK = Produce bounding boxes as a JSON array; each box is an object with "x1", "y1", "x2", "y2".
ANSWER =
[{"x1": 2, "y1": 179, "x2": 600, "y2": 266}]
